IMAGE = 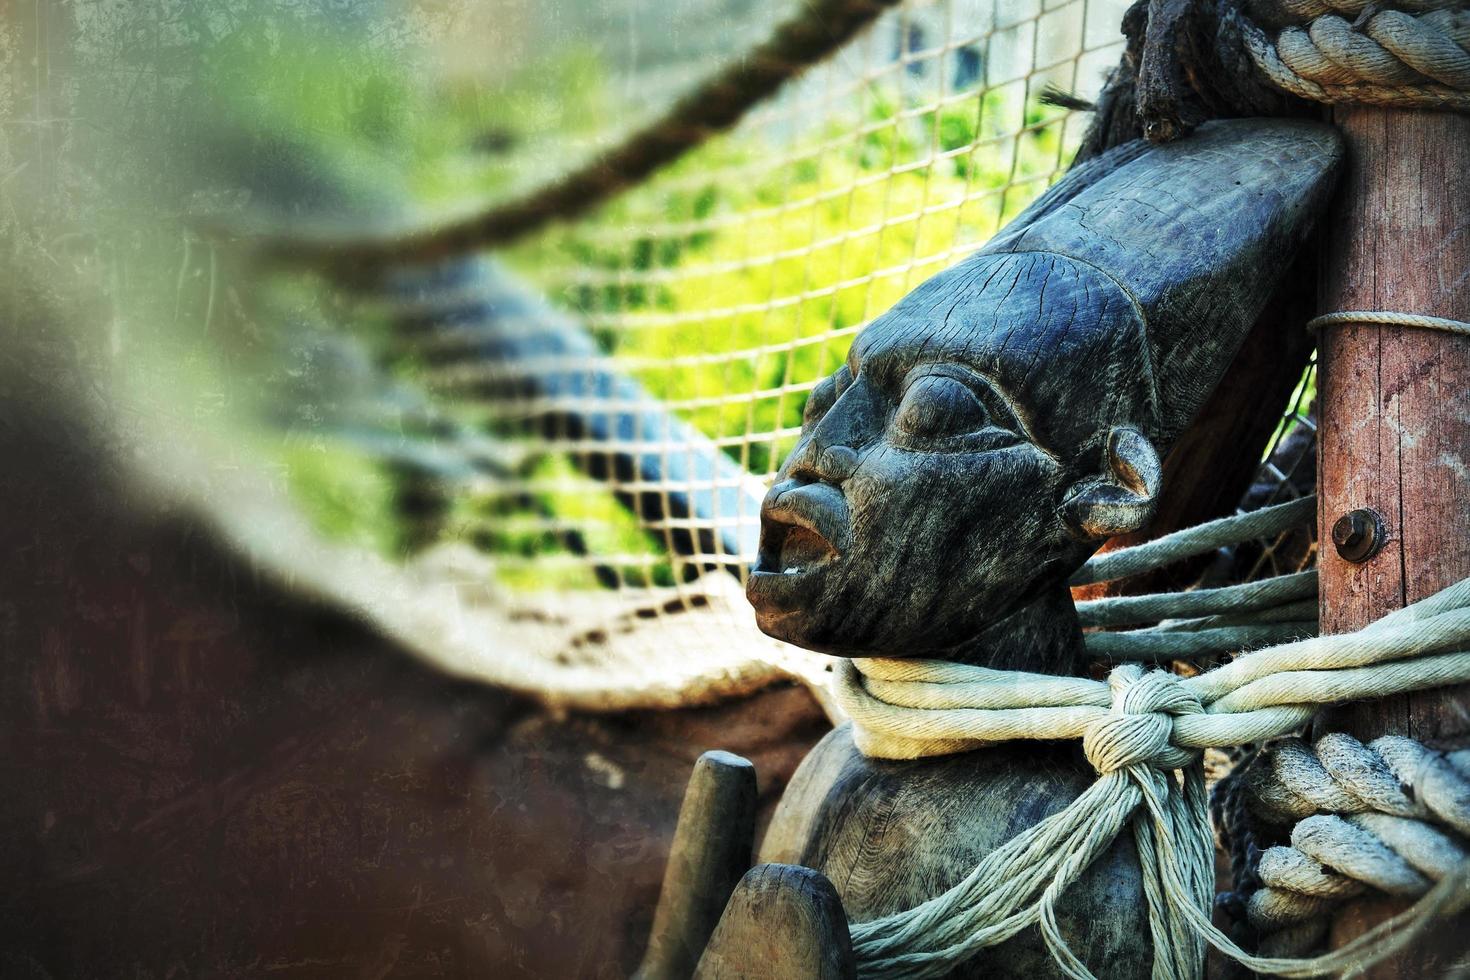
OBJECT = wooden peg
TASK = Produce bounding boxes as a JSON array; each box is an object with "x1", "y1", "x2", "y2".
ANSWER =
[{"x1": 637, "y1": 750, "x2": 758, "y2": 980}]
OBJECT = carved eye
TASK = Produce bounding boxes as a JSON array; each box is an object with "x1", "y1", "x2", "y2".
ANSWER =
[
  {"x1": 803, "y1": 366, "x2": 851, "y2": 426},
  {"x1": 894, "y1": 375, "x2": 992, "y2": 439}
]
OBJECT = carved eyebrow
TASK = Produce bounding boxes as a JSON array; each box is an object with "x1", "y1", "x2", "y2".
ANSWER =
[
  {"x1": 847, "y1": 342, "x2": 904, "y2": 390},
  {"x1": 850, "y1": 344, "x2": 1053, "y2": 455},
  {"x1": 903, "y1": 360, "x2": 1057, "y2": 459}
]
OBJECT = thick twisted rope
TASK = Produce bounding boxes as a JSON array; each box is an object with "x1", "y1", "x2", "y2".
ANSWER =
[
  {"x1": 1069, "y1": 495, "x2": 1316, "y2": 586},
  {"x1": 1076, "y1": 569, "x2": 1318, "y2": 627},
  {"x1": 1067, "y1": 498, "x2": 1322, "y2": 660},
  {"x1": 1077, "y1": 573, "x2": 1320, "y2": 660},
  {"x1": 1233, "y1": 733, "x2": 1470, "y2": 956},
  {"x1": 1233, "y1": 1, "x2": 1470, "y2": 111},
  {"x1": 835, "y1": 575, "x2": 1470, "y2": 978}
]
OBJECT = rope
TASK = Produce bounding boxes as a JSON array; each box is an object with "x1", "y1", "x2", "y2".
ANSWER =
[
  {"x1": 1233, "y1": 734, "x2": 1470, "y2": 957},
  {"x1": 1233, "y1": 2, "x2": 1470, "y2": 111},
  {"x1": 1084, "y1": 620, "x2": 1319, "y2": 661},
  {"x1": 1076, "y1": 570, "x2": 1319, "y2": 627},
  {"x1": 1069, "y1": 495, "x2": 1316, "y2": 586},
  {"x1": 833, "y1": 575, "x2": 1470, "y2": 978},
  {"x1": 1076, "y1": 570, "x2": 1321, "y2": 663},
  {"x1": 1307, "y1": 310, "x2": 1470, "y2": 336},
  {"x1": 255, "y1": 0, "x2": 901, "y2": 266}
]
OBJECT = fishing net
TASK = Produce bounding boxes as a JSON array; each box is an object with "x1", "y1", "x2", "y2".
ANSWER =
[
  {"x1": 14, "y1": 0, "x2": 1318, "y2": 707},
  {"x1": 348, "y1": 0, "x2": 1132, "y2": 645},
  {"x1": 275, "y1": 0, "x2": 1325, "y2": 699}
]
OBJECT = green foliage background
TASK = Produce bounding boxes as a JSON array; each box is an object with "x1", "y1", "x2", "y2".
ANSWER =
[
  {"x1": 27, "y1": 14, "x2": 1077, "y2": 590},
  {"x1": 260, "y1": 37, "x2": 1077, "y2": 588}
]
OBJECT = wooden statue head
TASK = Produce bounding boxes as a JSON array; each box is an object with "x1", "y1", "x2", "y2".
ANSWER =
[{"x1": 747, "y1": 119, "x2": 1341, "y2": 662}]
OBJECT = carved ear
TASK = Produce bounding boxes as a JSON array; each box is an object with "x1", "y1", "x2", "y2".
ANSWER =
[{"x1": 1059, "y1": 426, "x2": 1163, "y2": 540}]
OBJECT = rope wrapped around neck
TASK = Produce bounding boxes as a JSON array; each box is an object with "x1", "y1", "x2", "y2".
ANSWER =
[{"x1": 836, "y1": 575, "x2": 1470, "y2": 980}]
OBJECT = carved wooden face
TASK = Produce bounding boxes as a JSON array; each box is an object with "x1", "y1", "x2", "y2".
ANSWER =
[
  {"x1": 743, "y1": 119, "x2": 1346, "y2": 658},
  {"x1": 745, "y1": 252, "x2": 1139, "y2": 656}
]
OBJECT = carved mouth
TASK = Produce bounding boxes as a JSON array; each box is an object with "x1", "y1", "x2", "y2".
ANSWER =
[
  {"x1": 773, "y1": 524, "x2": 837, "y2": 573},
  {"x1": 746, "y1": 482, "x2": 850, "y2": 612}
]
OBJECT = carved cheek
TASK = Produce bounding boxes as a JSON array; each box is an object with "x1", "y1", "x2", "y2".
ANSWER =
[
  {"x1": 928, "y1": 450, "x2": 1060, "y2": 545},
  {"x1": 837, "y1": 447, "x2": 914, "y2": 523},
  {"x1": 840, "y1": 443, "x2": 1056, "y2": 545}
]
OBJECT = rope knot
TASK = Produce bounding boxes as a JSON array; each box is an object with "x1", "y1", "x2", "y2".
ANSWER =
[{"x1": 1082, "y1": 664, "x2": 1203, "y2": 774}]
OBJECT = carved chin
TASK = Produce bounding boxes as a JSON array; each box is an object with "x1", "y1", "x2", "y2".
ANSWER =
[
  {"x1": 745, "y1": 561, "x2": 836, "y2": 630},
  {"x1": 748, "y1": 565, "x2": 881, "y2": 656}
]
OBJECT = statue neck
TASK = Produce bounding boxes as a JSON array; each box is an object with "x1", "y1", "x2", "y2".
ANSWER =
[{"x1": 938, "y1": 587, "x2": 1086, "y2": 675}]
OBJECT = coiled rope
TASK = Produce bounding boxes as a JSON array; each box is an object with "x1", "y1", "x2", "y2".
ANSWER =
[
  {"x1": 1231, "y1": 733, "x2": 1470, "y2": 957},
  {"x1": 1233, "y1": 1, "x2": 1470, "y2": 112},
  {"x1": 833, "y1": 516, "x2": 1470, "y2": 979}
]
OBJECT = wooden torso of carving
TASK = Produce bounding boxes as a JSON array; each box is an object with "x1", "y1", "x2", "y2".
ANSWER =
[{"x1": 759, "y1": 728, "x2": 1153, "y2": 977}]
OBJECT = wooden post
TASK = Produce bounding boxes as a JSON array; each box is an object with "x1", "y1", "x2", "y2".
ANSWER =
[{"x1": 1317, "y1": 106, "x2": 1470, "y2": 969}]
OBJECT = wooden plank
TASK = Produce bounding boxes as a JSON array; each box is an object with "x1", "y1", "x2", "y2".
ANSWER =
[
  {"x1": 693, "y1": 864, "x2": 855, "y2": 980},
  {"x1": 638, "y1": 751, "x2": 758, "y2": 980},
  {"x1": 1316, "y1": 106, "x2": 1470, "y2": 971}
]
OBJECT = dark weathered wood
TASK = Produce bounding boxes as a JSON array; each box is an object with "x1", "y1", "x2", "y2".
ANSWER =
[
  {"x1": 1075, "y1": 260, "x2": 1317, "y2": 601},
  {"x1": 1317, "y1": 107, "x2": 1470, "y2": 972},
  {"x1": 639, "y1": 751, "x2": 758, "y2": 980},
  {"x1": 757, "y1": 726, "x2": 1152, "y2": 978},
  {"x1": 747, "y1": 120, "x2": 1342, "y2": 672},
  {"x1": 693, "y1": 864, "x2": 855, "y2": 980}
]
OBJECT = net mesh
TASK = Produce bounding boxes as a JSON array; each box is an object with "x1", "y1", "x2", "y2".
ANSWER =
[{"x1": 277, "y1": 0, "x2": 1316, "y2": 684}]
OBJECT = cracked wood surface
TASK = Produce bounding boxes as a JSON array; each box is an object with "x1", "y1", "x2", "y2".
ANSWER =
[{"x1": 1317, "y1": 105, "x2": 1470, "y2": 974}]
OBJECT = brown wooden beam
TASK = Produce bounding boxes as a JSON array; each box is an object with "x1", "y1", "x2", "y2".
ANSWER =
[{"x1": 1316, "y1": 106, "x2": 1470, "y2": 972}]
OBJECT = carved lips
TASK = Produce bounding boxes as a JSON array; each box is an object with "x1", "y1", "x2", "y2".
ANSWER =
[{"x1": 747, "y1": 480, "x2": 850, "y2": 614}]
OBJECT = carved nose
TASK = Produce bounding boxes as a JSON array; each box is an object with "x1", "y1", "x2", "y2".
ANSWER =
[
  {"x1": 787, "y1": 441, "x2": 859, "y2": 487},
  {"x1": 818, "y1": 445, "x2": 859, "y2": 482}
]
